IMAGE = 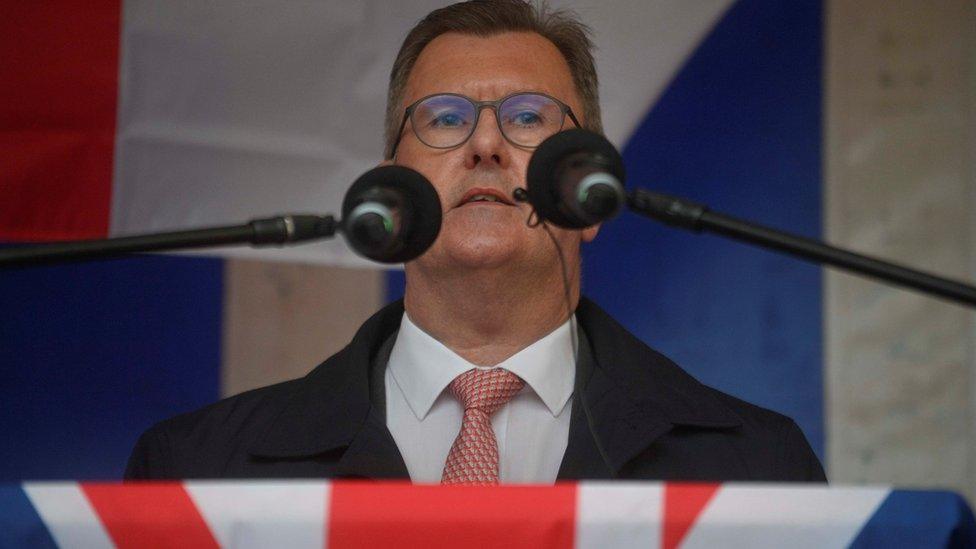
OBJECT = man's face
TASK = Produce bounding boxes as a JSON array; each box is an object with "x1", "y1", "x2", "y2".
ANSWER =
[{"x1": 395, "y1": 31, "x2": 599, "y2": 277}]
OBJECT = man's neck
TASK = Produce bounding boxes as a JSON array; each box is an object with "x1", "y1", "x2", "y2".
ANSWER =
[{"x1": 403, "y1": 266, "x2": 578, "y2": 366}]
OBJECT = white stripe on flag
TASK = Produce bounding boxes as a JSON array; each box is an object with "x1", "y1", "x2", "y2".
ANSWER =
[
  {"x1": 22, "y1": 482, "x2": 115, "y2": 549},
  {"x1": 184, "y1": 481, "x2": 329, "y2": 549},
  {"x1": 680, "y1": 485, "x2": 889, "y2": 549},
  {"x1": 576, "y1": 482, "x2": 664, "y2": 549}
]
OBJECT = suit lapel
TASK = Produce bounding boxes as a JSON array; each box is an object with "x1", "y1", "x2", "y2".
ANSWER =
[
  {"x1": 334, "y1": 409, "x2": 409, "y2": 479},
  {"x1": 556, "y1": 390, "x2": 614, "y2": 479},
  {"x1": 564, "y1": 298, "x2": 743, "y2": 478},
  {"x1": 557, "y1": 331, "x2": 673, "y2": 479},
  {"x1": 247, "y1": 301, "x2": 409, "y2": 479},
  {"x1": 558, "y1": 326, "x2": 613, "y2": 479}
]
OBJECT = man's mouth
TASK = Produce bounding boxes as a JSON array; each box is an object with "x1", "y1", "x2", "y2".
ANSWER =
[{"x1": 456, "y1": 187, "x2": 516, "y2": 207}]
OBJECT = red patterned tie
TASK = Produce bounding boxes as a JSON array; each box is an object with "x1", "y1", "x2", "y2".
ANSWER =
[{"x1": 441, "y1": 368, "x2": 525, "y2": 485}]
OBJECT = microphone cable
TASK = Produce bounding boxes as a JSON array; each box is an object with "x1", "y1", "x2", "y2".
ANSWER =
[{"x1": 515, "y1": 187, "x2": 579, "y2": 367}]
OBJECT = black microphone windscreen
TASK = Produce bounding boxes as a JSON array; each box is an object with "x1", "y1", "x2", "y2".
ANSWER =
[
  {"x1": 341, "y1": 165, "x2": 442, "y2": 263},
  {"x1": 526, "y1": 129, "x2": 625, "y2": 228}
]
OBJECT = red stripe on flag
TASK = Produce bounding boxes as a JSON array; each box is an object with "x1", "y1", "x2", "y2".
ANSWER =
[
  {"x1": 81, "y1": 482, "x2": 219, "y2": 549},
  {"x1": 329, "y1": 482, "x2": 576, "y2": 549},
  {"x1": 663, "y1": 482, "x2": 720, "y2": 549},
  {"x1": 0, "y1": 1, "x2": 120, "y2": 241}
]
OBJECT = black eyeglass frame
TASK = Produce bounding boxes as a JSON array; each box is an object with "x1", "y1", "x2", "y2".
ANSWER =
[{"x1": 389, "y1": 91, "x2": 582, "y2": 158}]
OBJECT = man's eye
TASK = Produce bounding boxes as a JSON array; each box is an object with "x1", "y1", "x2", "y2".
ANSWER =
[
  {"x1": 430, "y1": 113, "x2": 467, "y2": 128},
  {"x1": 509, "y1": 111, "x2": 543, "y2": 126}
]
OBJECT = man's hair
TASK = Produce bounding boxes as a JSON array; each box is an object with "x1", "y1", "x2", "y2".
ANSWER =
[{"x1": 384, "y1": 0, "x2": 602, "y2": 159}]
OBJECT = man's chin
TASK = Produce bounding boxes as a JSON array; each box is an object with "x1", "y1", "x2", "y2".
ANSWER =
[
  {"x1": 449, "y1": 244, "x2": 521, "y2": 269},
  {"x1": 418, "y1": 238, "x2": 525, "y2": 272}
]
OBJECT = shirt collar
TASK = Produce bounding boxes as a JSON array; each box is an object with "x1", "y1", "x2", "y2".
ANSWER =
[{"x1": 388, "y1": 313, "x2": 576, "y2": 421}]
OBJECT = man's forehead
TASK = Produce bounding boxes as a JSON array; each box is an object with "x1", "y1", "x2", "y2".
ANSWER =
[{"x1": 403, "y1": 31, "x2": 579, "y2": 106}]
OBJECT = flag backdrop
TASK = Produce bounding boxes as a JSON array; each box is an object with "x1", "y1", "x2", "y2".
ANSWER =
[
  {"x1": 4, "y1": 0, "x2": 823, "y2": 481},
  {"x1": 0, "y1": 0, "x2": 823, "y2": 479}
]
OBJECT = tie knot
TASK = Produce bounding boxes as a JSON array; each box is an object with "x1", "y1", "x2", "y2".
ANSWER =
[{"x1": 449, "y1": 368, "x2": 524, "y2": 414}]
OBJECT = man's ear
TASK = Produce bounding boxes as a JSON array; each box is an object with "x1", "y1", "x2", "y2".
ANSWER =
[{"x1": 581, "y1": 223, "x2": 600, "y2": 243}]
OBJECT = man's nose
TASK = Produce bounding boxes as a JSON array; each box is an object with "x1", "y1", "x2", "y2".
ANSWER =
[{"x1": 463, "y1": 108, "x2": 509, "y2": 169}]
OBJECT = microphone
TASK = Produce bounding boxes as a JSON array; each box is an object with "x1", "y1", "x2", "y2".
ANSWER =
[
  {"x1": 341, "y1": 165, "x2": 442, "y2": 263},
  {"x1": 524, "y1": 128, "x2": 626, "y2": 229}
]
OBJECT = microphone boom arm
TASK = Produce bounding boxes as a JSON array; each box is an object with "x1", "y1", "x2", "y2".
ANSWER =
[
  {"x1": 627, "y1": 188, "x2": 976, "y2": 308},
  {"x1": 0, "y1": 214, "x2": 337, "y2": 268}
]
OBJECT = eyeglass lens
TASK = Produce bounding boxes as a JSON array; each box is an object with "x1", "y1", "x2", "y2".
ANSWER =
[{"x1": 410, "y1": 93, "x2": 566, "y2": 148}]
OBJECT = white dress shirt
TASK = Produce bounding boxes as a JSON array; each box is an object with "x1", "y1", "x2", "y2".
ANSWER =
[{"x1": 385, "y1": 313, "x2": 575, "y2": 484}]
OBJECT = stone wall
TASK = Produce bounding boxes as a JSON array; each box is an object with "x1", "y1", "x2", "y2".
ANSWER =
[{"x1": 826, "y1": 0, "x2": 976, "y2": 500}]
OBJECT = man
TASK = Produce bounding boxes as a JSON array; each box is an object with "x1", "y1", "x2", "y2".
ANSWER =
[{"x1": 126, "y1": 0, "x2": 825, "y2": 483}]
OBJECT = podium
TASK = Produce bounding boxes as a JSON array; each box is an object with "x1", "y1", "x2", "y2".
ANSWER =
[{"x1": 3, "y1": 481, "x2": 973, "y2": 548}]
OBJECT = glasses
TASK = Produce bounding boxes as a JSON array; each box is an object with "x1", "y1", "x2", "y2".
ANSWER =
[{"x1": 390, "y1": 92, "x2": 581, "y2": 158}]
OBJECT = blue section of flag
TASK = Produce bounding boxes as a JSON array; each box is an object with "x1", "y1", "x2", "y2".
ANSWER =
[
  {"x1": 0, "y1": 255, "x2": 222, "y2": 480},
  {"x1": 582, "y1": 0, "x2": 824, "y2": 459},
  {"x1": 0, "y1": 486, "x2": 57, "y2": 548},
  {"x1": 850, "y1": 490, "x2": 976, "y2": 548}
]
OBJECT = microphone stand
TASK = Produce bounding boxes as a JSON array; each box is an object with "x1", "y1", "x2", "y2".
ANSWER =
[
  {"x1": 0, "y1": 214, "x2": 337, "y2": 268},
  {"x1": 627, "y1": 189, "x2": 976, "y2": 309}
]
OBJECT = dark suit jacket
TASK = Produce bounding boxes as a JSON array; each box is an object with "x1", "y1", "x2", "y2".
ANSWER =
[{"x1": 125, "y1": 297, "x2": 826, "y2": 482}]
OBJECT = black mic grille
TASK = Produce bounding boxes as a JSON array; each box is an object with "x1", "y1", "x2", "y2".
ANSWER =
[
  {"x1": 526, "y1": 129, "x2": 626, "y2": 229},
  {"x1": 341, "y1": 165, "x2": 442, "y2": 263}
]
